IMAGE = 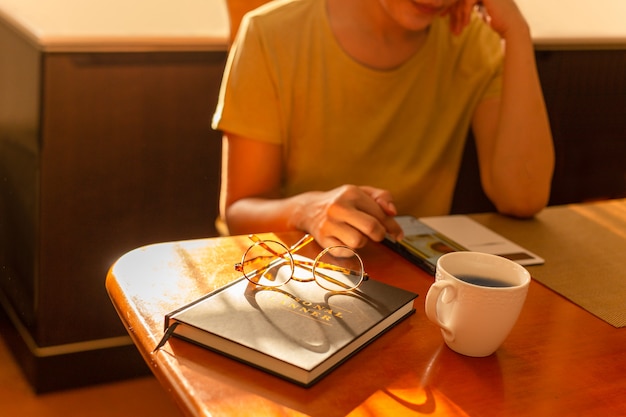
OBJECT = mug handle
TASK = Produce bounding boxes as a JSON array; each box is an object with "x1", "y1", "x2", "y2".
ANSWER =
[{"x1": 425, "y1": 280, "x2": 456, "y2": 341}]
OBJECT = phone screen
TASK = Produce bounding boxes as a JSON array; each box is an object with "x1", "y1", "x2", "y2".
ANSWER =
[
  {"x1": 397, "y1": 219, "x2": 466, "y2": 267},
  {"x1": 384, "y1": 216, "x2": 466, "y2": 274}
]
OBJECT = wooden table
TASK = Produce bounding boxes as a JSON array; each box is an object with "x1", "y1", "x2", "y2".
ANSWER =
[{"x1": 106, "y1": 203, "x2": 626, "y2": 417}]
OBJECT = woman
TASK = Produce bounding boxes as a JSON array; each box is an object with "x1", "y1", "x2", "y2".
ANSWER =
[{"x1": 212, "y1": 0, "x2": 554, "y2": 249}]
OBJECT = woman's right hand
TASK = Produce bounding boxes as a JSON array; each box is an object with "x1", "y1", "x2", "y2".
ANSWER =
[
  {"x1": 222, "y1": 134, "x2": 404, "y2": 249},
  {"x1": 289, "y1": 184, "x2": 404, "y2": 249}
]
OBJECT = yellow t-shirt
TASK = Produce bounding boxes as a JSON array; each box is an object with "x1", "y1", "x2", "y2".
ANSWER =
[{"x1": 213, "y1": 0, "x2": 503, "y2": 217}]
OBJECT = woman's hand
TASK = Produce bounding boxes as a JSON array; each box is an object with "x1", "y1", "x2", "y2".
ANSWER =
[
  {"x1": 222, "y1": 135, "x2": 405, "y2": 248},
  {"x1": 290, "y1": 185, "x2": 404, "y2": 249},
  {"x1": 443, "y1": 0, "x2": 529, "y2": 39},
  {"x1": 478, "y1": 0, "x2": 529, "y2": 39},
  {"x1": 442, "y1": 0, "x2": 476, "y2": 35}
]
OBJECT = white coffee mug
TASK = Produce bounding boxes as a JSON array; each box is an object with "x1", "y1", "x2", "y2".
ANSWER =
[{"x1": 425, "y1": 251, "x2": 531, "y2": 357}]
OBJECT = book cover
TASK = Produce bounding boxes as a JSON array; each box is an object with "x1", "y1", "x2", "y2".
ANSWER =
[{"x1": 162, "y1": 274, "x2": 417, "y2": 387}]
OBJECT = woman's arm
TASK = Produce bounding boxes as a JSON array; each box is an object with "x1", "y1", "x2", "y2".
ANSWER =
[
  {"x1": 471, "y1": 0, "x2": 555, "y2": 217},
  {"x1": 220, "y1": 133, "x2": 403, "y2": 248}
]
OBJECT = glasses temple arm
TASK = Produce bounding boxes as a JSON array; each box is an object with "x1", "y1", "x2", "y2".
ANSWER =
[
  {"x1": 247, "y1": 233, "x2": 314, "y2": 257},
  {"x1": 293, "y1": 258, "x2": 366, "y2": 278},
  {"x1": 235, "y1": 256, "x2": 290, "y2": 281},
  {"x1": 288, "y1": 234, "x2": 315, "y2": 253}
]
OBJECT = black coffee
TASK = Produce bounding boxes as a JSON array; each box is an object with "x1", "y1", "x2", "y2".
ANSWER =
[{"x1": 456, "y1": 274, "x2": 513, "y2": 288}]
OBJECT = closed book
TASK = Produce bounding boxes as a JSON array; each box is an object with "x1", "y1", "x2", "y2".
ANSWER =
[{"x1": 161, "y1": 275, "x2": 417, "y2": 387}]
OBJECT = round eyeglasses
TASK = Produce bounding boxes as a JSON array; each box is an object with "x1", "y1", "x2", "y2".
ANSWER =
[{"x1": 234, "y1": 234, "x2": 368, "y2": 292}]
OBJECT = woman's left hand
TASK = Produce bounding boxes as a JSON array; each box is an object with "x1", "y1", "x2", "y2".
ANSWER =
[
  {"x1": 442, "y1": 0, "x2": 476, "y2": 35},
  {"x1": 444, "y1": 0, "x2": 529, "y2": 39}
]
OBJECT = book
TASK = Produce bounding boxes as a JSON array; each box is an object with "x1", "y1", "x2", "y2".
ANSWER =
[
  {"x1": 158, "y1": 273, "x2": 417, "y2": 387},
  {"x1": 384, "y1": 215, "x2": 544, "y2": 275}
]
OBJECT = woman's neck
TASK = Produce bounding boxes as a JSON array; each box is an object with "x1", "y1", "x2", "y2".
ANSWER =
[{"x1": 326, "y1": 0, "x2": 429, "y2": 70}]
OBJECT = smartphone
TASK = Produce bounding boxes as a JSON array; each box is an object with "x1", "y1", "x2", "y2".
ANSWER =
[
  {"x1": 384, "y1": 215, "x2": 544, "y2": 275},
  {"x1": 383, "y1": 216, "x2": 466, "y2": 275}
]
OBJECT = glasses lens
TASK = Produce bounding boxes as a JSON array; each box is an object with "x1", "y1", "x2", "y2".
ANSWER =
[
  {"x1": 313, "y1": 246, "x2": 364, "y2": 291},
  {"x1": 241, "y1": 240, "x2": 294, "y2": 287}
]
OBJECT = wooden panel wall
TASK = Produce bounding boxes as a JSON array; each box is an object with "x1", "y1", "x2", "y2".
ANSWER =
[{"x1": 35, "y1": 51, "x2": 226, "y2": 346}]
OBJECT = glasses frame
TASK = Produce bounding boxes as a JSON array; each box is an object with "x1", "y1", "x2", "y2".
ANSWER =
[{"x1": 234, "y1": 234, "x2": 369, "y2": 292}]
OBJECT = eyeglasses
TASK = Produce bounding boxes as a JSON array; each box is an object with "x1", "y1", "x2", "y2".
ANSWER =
[{"x1": 234, "y1": 234, "x2": 369, "y2": 292}]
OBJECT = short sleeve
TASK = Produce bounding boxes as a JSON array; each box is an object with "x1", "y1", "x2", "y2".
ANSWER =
[
  {"x1": 212, "y1": 15, "x2": 283, "y2": 144},
  {"x1": 473, "y1": 19, "x2": 504, "y2": 101}
]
